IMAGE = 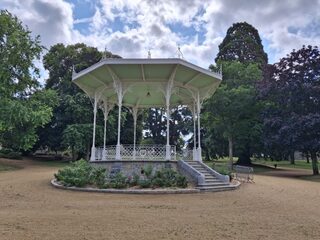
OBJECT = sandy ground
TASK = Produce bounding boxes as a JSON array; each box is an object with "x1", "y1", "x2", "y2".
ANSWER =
[{"x1": 0, "y1": 158, "x2": 319, "y2": 240}]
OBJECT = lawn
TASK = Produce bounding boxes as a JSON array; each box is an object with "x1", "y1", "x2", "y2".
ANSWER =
[
  {"x1": 205, "y1": 157, "x2": 317, "y2": 176},
  {"x1": 0, "y1": 162, "x2": 19, "y2": 171}
]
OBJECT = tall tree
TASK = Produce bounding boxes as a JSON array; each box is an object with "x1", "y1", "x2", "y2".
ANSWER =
[
  {"x1": 209, "y1": 22, "x2": 268, "y2": 165},
  {"x1": 215, "y1": 22, "x2": 268, "y2": 67},
  {"x1": 143, "y1": 107, "x2": 192, "y2": 151},
  {"x1": 260, "y1": 46, "x2": 320, "y2": 175},
  {"x1": 203, "y1": 62, "x2": 262, "y2": 166},
  {"x1": 0, "y1": 10, "x2": 57, "y2": 151},
  {"x1": 39, "y1": 44, "x2": 143, "y2": 159}
]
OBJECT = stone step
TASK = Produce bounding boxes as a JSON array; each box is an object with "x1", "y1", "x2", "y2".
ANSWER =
[
  {"x1": 198, "y1": 182, "x2": 229, "y2": 187},
  {"x1": 203, "y1": 173, "x2": 218, "y2": 179},
  {"x1": 205, "y1": 179, "x2": 221, "y2": 183},
  {"x1": 196, "y1": 185, "x2": 237, "y2": 192}
]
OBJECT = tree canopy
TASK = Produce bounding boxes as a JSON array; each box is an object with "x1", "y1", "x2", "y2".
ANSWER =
[
  {"x1": 203, "y1": 62, "x2": 262, "y2": 165},
  {"x1": 215, "y1": 22, "x2": 268, "y2": 67},
  {"x1": 0, "y1": 10, "x2": 57, "y2": 151},
  {"x1": 259, "y1": 45, "x2": 320, "y2": 174}
]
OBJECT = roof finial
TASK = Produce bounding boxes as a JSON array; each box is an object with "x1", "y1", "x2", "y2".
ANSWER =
[
  {"x1": 148, "y1": 49, "x2": 151, "y2": 59},
  {"x1": 101, "y1": 46, "x2": 108, "y2": 61},
  {"x1": 177, "y1": 44, "x2": 184, "y2": 59},
  {"x1": 72, "y1": 65, "x2": 76, "y2": 76}
]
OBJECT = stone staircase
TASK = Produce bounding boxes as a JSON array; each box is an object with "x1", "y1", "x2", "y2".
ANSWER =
[{"x1": 184, "y1": 161, "x2": 238, "y2": 192}]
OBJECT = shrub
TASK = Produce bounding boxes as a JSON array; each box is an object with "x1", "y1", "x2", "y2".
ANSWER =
[
  {"x1": 176, "y1": 174, "x2": 188, "y2": 188},
  {"x1": 128, "y1": 174, "x2": 140, "y2": 187},
  {"x1": 151, "y1": 177, "x2": 165, "y2": 187},
  {"x1": 138, "y1": 179, "x2": 152, "y2": 188},
  {"x1": 90, "y1": 167, "x2": 107, "y2": 188},
  {"x1": 108, "y1": 172, "x2": 127, "y2": 189},
  {"x1": 55, "y1": 159, "x2": 93, "y2": 187},
  {"x1": 0, "y1": 149, "x2": 22, "y2": 160},
  {"x1": 142, "y1": 164, "x2": 153, "y2": 178}
]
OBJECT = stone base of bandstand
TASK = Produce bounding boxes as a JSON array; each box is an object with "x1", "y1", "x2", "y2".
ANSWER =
[{"x1": 90, "y1": 160, "x2": 177, "y2": 177}]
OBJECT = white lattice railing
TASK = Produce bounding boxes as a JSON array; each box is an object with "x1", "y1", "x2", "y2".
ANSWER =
[
  {"x1": 93, "y1": 145, "x2": 176, "y2": 161},
  {"x1": 177, "y1": 149, "x2": 193, "y2": 161}
]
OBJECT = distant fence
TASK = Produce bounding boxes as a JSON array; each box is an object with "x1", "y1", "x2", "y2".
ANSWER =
[{"x1": 233, "y1": 165, "x2": 254, "y2": 182}]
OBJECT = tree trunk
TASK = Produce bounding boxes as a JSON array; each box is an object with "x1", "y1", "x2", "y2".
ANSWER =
[
  {"x1": 86, "y1": 142, "x2": 90, "y2": 161},
  {"x1": 289, "y1": 151, "x2": 295, "y2": 165},
  {"x1": 228, "y1": 136, "x2": 233, "y2": 170},
  {"x1": 237, "y1": 143, "x2": 251, "y2": 165},
  {"x1": 306, "y1": 153, "x2": 310, "y2": 164},
  {"x1": 71, "y1": 147, "x2": 75, "y2": 161},
  {"x1": 310, "y1": 152, "x2": 319, "y2": 175}
]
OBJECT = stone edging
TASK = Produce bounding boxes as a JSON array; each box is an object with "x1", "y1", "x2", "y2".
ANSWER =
[{"x1": 51, "y1": 179, "x2": 200, "y2": 194}]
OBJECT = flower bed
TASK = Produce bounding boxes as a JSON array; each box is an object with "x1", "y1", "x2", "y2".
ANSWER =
[{"x1": 54, "y1": 159, "x2": 189, "y2": 190}]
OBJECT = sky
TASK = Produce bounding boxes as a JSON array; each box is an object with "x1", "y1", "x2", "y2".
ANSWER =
[{"x1": 1, "y1": 0, "x2": 320, "y2": 79}]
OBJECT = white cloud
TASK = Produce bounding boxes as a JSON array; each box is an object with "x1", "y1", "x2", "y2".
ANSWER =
[{"x1": 1, "y1": 0, "x2": 320, "y2": 70}]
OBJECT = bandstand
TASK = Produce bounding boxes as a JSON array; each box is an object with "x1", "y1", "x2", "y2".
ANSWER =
[{"x1": 72, "y1": 58, "x2": 222, "y2": 163}]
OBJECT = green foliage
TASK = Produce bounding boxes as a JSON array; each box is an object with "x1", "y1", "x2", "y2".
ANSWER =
[
  {"x1": 138, "y1": 179, "x2": 152, "y2": 188},
  {"x1": 55, "y1": 159, "x2": 92, "y2": 187},
  {"x1": 203, "y1": 62, "x2": 263, "y2": 164},
  {"x1": 215, "y1": 22, "x2": 268, "y2": 67},
  {"x1": 0, "y1": 10, "x2": 42, "y2": 98},
  {"x1": 0, "y1": 149, "x2": 22, "y2": 160},
  {"x1": 142, "y1": 164, "x2": 153, "y2": 178},
  {"x1": 107, "y1": 172, "x2": 127, "y2": 189},
  {"x1": 62, "y1": 124, "x2": 104, "y2": 160},
  {"x1": 90, "y1": 167, "x2": 107, "y2": 188},
  {"x1": 143, "y1": 107, "x2": 192, "y2": 150},
  {"x1": 0, "y1": 11, "x2": 57, "y2": 151},
  {"x1": 147, "y1": 168, "x2": 188, "y2": 188},
  {"x1": 54, "y1": 159, "x2": 107, "y2": 188}
]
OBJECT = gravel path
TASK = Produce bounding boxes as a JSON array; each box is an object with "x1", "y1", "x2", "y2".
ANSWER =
[{"x1": 1, "y1": 158, "x2": 319, "y2": 240}]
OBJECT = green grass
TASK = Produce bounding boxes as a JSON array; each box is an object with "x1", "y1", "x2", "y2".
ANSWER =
[
  {"x1": 298, "y1": 175, "x2": 320, "y2": 182},
  {"x1": 252, "y1": 159, "x2": 314, "y2": 170},
  {"x1": 0, "y1": 162, "x2": 19, "y2": 171},
  {"x1": 36, "y1": 160, "x2": 70, "y2": 168},
  {"x1": 205, "y1": 157, "x2": 315, "y2": 174}
]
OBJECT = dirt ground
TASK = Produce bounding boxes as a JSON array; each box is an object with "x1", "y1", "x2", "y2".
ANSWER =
[{"x1": 0, "y1": 158, "x2": 319, "y2": 240}]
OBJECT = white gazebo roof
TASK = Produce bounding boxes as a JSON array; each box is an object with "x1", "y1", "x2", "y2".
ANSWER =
[{"x1": 72, "y1": 58, "x2": 222, "y2": 108}]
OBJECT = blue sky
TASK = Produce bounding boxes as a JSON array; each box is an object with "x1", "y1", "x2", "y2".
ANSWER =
[{"x1": 1, "y1": 0, "x2": 320, "y2": 73}]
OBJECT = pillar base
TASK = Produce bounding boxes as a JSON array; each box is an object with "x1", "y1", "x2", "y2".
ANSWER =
[
  {"x1": 133, "y1": 149, "x2": 136, "y2": 160},
  {"x1": 165, "y1": 145, "x2": 171, "y2": 160},
  {"x1": 116, "y1": 145, "x2": 121, "y2": 160},
  {"x1": 197, "y1": 147, "x2": 202, "y2": 162},
  {"x1": 102, "y1": 148, "x2": 107, "y2": 161},
  {"x1": 90, "y1": 146, "x2": 96, "y2": 161},
  {"x1": 193, "y1": 148, "x2": 198, "y2": 161}
]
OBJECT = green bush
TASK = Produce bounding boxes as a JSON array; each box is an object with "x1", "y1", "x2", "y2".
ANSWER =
[
  {"x1": 108, "y1": 172, "x2": 127, "y2": 189},
  {"x1": 0, "y1": 148, "x2": 12, "y2": 154},
  {"x1": 138, "y1": 179, "x2": 152, "y2": 188},
  {"x1": 54, "y1": 161, "x2": 188, "y2": 189},
  {"x1": 176, "y1": 174, "x2": 188, "y2": 188},
  {"x1": 141, "y1": 167, "x2": 188, "y2": 188},
  {"x1": 128, "y1": 174, "x2": 140, "y2": 187},
  {"x1": 142, "y1": 164, "x2": 153, "y2": 178},
  {"x1": 0, "y1": 149, "x2": 22, "y2": 160},
  {"x1": 55, "y1": 160, "x2": 108, "y2": 188},
  {"x1": 90, "y1": 167, "x2": 107, "y2": 188}
]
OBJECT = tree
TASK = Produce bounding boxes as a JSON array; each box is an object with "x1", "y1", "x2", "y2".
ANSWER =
[
  {"x1": 0, "y1": 10, "x2": 57, "y2": 151},
  {"x1": 39, "y1": 43, "x2": 144, "y2": 159},
  {"x1": 62, "y1": 124, "x2": 104, "y2": 160},
  {"x1": 143, "y1": 107, "x2": 192, "y2": 151},
  {"x1": 260, "y1": 46, "x2": 320, "y2": 175},
  {"x1": 215, "y1": 22, "x2": 268, "y2": 67},
  {"x1": 209, "y1": 21, "x2": 268, "y2": 165},
  {"x1": 203, "y1": 62, "x2": 262, "y2": 166}
]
